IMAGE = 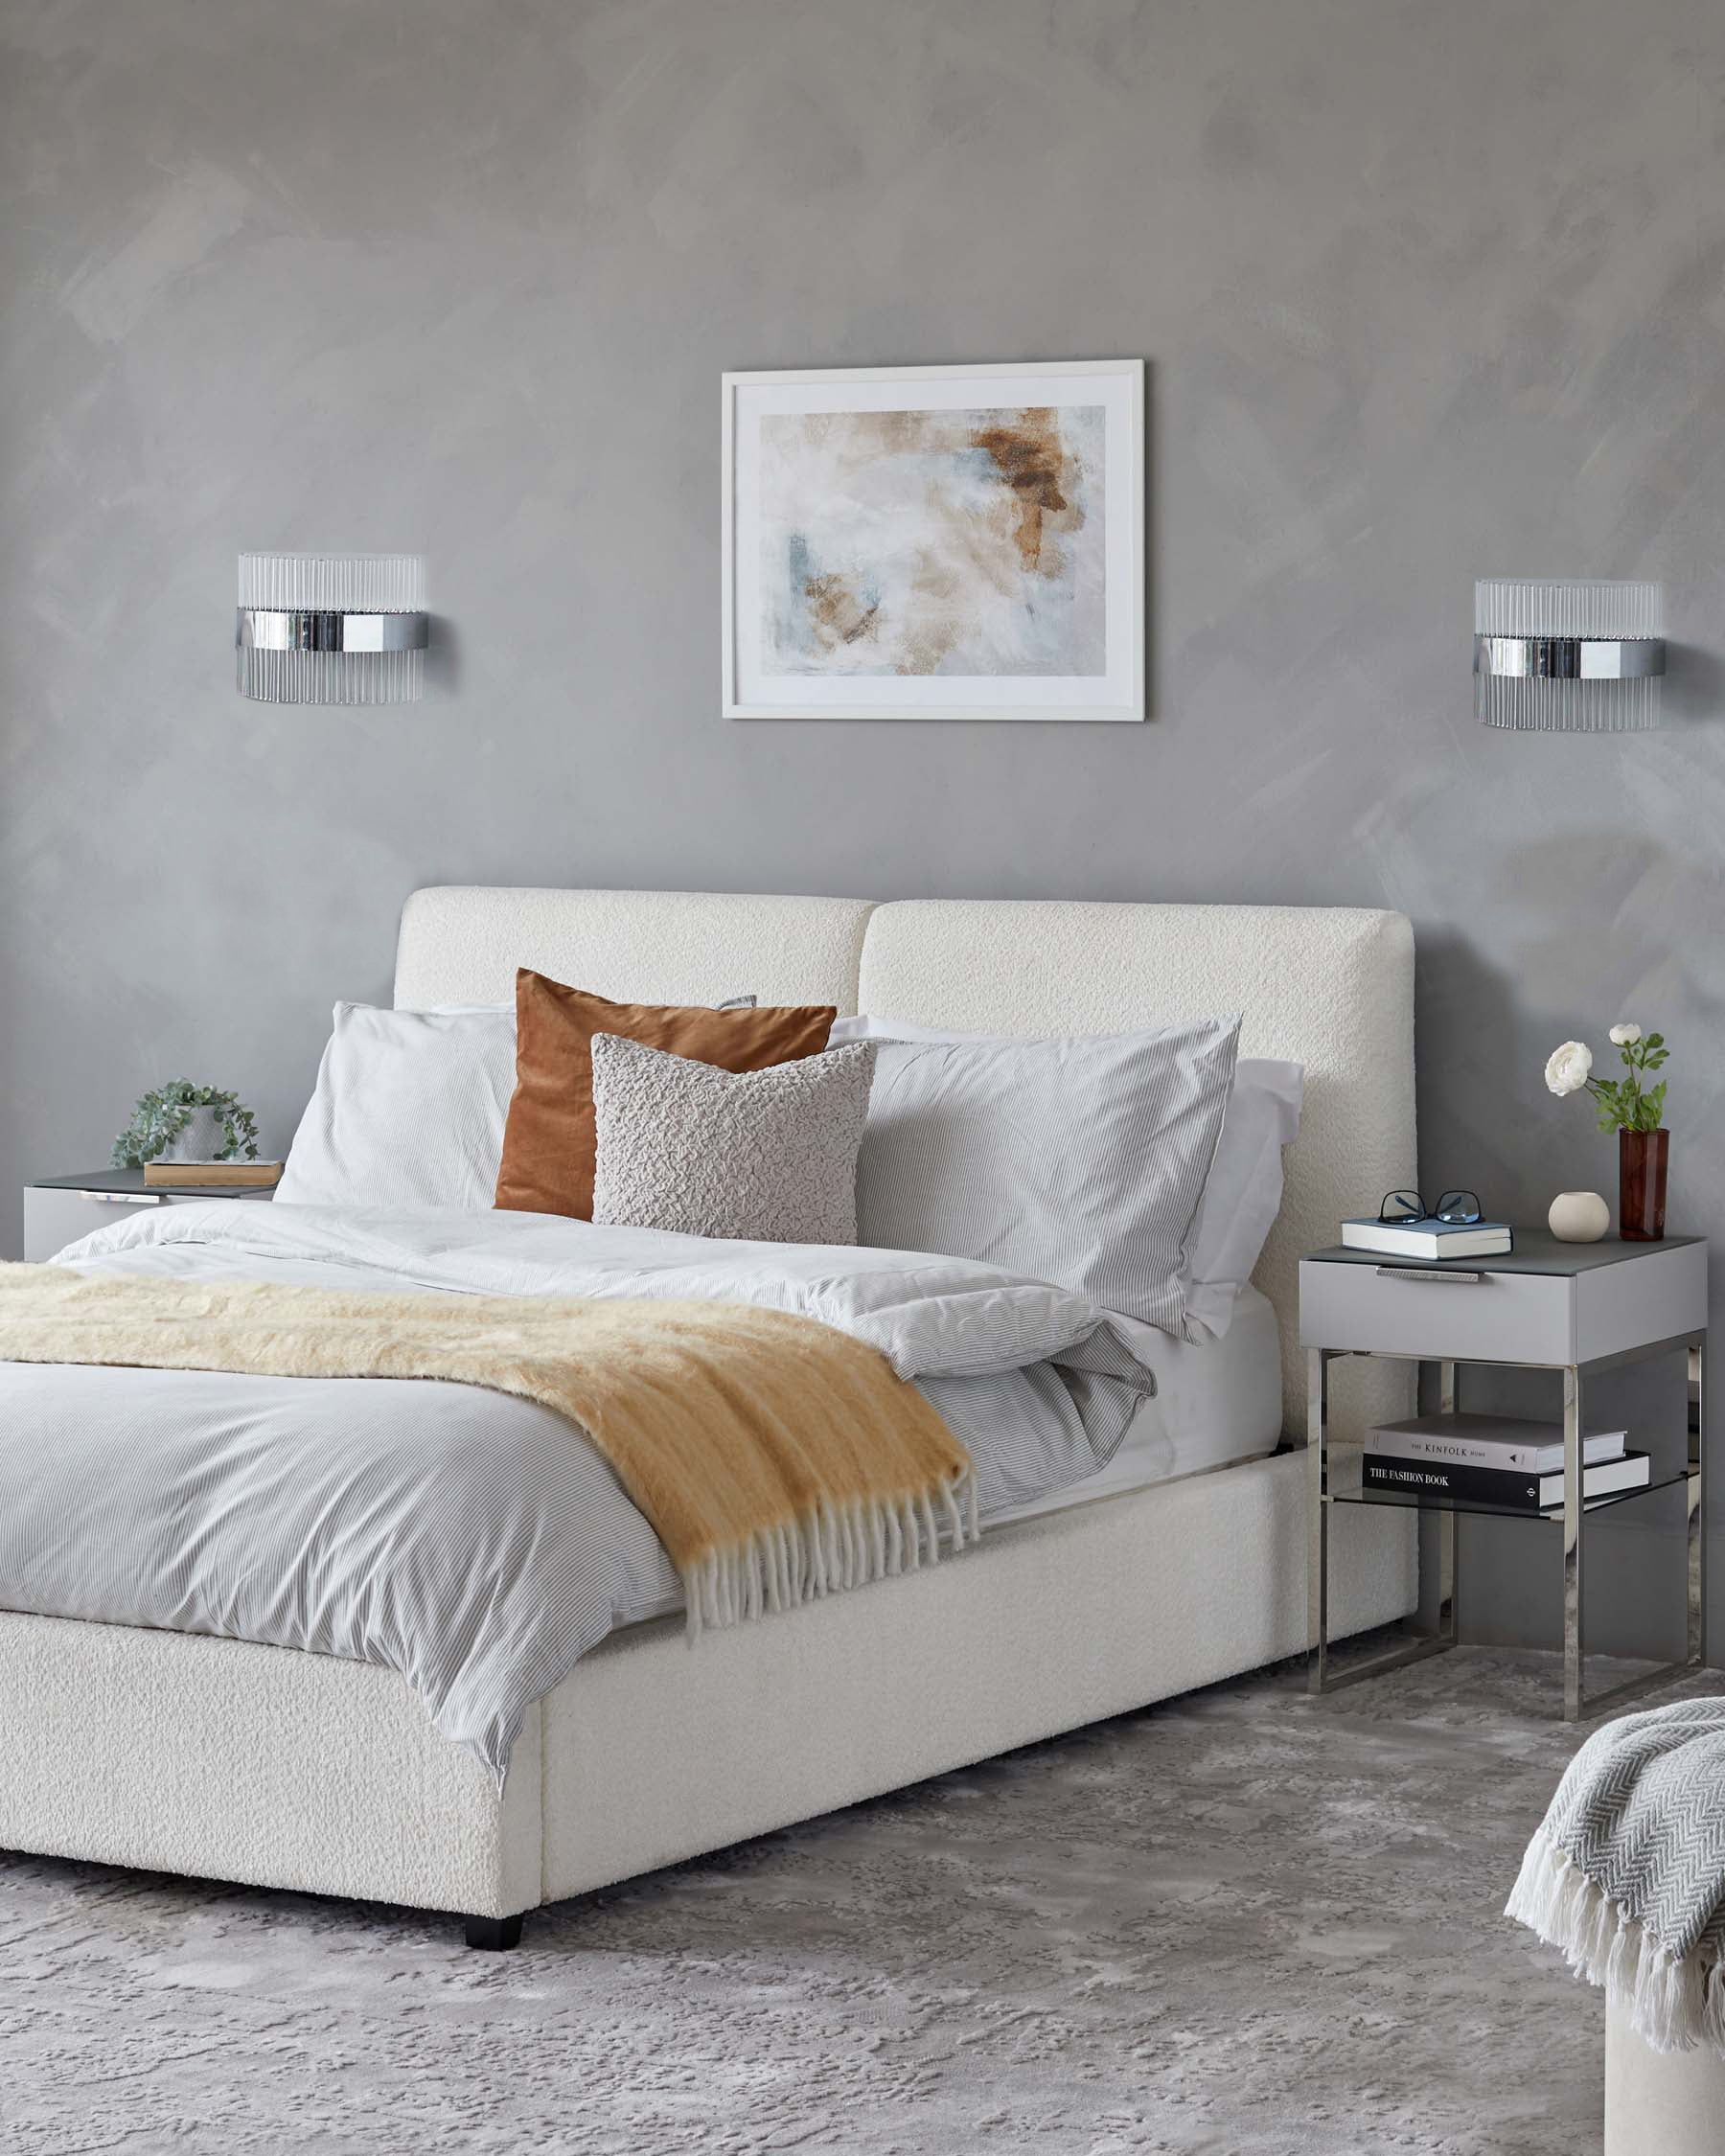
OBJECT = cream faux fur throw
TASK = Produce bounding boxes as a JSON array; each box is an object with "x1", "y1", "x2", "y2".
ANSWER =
[{"x1": 0, "y1": 1264, "x2": 977, "y2": 1637}]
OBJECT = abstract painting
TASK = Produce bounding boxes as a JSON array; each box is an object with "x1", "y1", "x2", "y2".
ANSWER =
[
  {"x1": 761, "y1": 404, "x2": 1105, "y2": 678},
  {"x1": 724, "y1": 361, "x2": 1143, "y2": 721}
]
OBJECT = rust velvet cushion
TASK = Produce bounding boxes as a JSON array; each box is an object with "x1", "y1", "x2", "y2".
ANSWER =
[{"x1": 494, "y1": 971, "x2": 839, "y2": 1220}]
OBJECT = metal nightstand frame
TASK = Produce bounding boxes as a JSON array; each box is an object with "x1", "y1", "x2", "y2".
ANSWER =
[{"x1": 1307, "y1": 1330, "x2": 1705, "y2": 1722}]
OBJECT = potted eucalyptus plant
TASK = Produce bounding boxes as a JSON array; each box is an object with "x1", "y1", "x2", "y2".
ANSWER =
[
  {"x1": 1544, "y1": 1023, "x2": 1671, "y2": 1241},
  {"x1": 112, "y1": 1083, "x2": 261, "y2": 1169}
]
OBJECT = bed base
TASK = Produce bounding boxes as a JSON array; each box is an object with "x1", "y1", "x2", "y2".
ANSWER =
[{"x1": 0, "y1": 1450, "x2": 1414, "y2": 1947}]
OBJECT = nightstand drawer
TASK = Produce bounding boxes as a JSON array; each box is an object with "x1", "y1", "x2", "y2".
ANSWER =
[
  {"x1": 1300, "y1": 1259, "x2": 1575, "y2": 1365},
  {"x1": 24, "y1": 1184, "x2": 164, "y2": 1264},
  {"x1": 23, "y1": 1172, "x2": 277, "y2": 1265}
]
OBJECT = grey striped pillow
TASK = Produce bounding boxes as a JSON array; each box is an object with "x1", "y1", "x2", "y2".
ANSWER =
[{"x1": 855, "y1": 1016, "x2": 1242, "y2": 1340}]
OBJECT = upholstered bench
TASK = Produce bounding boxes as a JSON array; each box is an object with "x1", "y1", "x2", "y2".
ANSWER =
[
  {"x1": 1606, "y1": 2002, "x2": 1725, "y2": 2155},
  {"x1": 1508, "y1": 1698, "x2": 1725, "y2": 2156}
]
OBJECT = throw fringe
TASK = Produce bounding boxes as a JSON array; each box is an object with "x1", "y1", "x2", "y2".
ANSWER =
[
  {"x1": 684, "y1": 1469, "x2": 978, "y2": 1643},
  {"x1": 1506, "y1": 1825, "x2": 1725, "y2": 2053}
]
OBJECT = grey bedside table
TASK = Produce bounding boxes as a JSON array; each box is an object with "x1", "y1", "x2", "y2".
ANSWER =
[
  {"x1": 24, "y1": 1169, "x2": 276, "y2": 1264},
  {"x1": 1300, "y1": 1231, "x2": 1707, "y2": 1721}
]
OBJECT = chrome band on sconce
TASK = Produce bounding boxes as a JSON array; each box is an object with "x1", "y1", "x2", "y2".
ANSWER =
[
  {"x1": 1474, "y1": 580, "x2": 1665, "y2": 733},
  {"x1": 1474, "y1": 635, "x2": 1666, "y2": 681},
  {"x1": 238, "y1": 608, "x2": 429, "y2": 654},
  {"x1": 237, "y1": 553, "x2": 427, "y2": 704}
]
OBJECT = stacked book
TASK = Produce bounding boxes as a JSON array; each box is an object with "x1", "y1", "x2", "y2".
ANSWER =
[
  {"x1": 143, "y1": 1160, "x2": 282, "y2": 1189},
  {"x1": 1362, "y1": 1413, "x2": 1651, "y2": 1513},
  {"x1": 1341, "y1": 1216, "x2": 1511, "y2": 1259}
]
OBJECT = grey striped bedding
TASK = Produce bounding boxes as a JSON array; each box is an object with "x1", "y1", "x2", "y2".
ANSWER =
[{"x1": 0, "y1": 1205, "x2": 1162, "y2": 1776}]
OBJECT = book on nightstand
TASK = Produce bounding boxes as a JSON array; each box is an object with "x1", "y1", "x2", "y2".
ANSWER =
[
  {"x1": 1367, "y1": 1412, "x2": 1627, "y2": 1476},
  {"x1": 1361, "y1": 1450, "x2": 1651, "y2": 1512},
  {"x1": 143, "y1": 1160, "x2": 283, "y2": 1188},
  {"x1": 1341, "y1": 1216, "x2": 1512, "y2": 1260},
  {"x1": 1363, "y1": 1412, "x2": 1645, "y2": 1511}
]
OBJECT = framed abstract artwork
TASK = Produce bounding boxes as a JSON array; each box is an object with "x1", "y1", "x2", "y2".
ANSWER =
[{"x1": 723, "y1": 358, "x2": 1144, "y2": 722}]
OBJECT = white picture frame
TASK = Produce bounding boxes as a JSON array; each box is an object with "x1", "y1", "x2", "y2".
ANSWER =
[{"x1": 723, "y1": 358, "x2": 1145, "y2": 722}]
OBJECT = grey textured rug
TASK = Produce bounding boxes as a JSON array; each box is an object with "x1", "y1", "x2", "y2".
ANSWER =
[{"x1": 6, "y1": 1645, "x2": 1719, "y2": 2154}]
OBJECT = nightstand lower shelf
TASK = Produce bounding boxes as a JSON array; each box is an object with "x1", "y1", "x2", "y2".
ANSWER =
[
  {"x1": 1308, "y1": 1337, "x2": 1705, "y2": 1723},
  {"x1": 1330, "y1": 1466, "x2": 1690, "y2": 1523}
]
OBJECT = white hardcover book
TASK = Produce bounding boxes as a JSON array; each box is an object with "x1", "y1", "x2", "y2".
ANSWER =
[
  {"x1": 1340, "y1": 1219, "x2": 1513, "y2": 1260},
  {"x1": 1366, "y1": 1413, "x2": 1628, "y2": 1476},
  {"x1": 1536, "y1": 1454, "x2": 1652, "y2": 1508}
]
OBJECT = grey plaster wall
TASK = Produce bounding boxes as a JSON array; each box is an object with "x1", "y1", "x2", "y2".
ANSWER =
[{"x1": 4, "y1": 0, "x2": 1724, "y2": 1657}]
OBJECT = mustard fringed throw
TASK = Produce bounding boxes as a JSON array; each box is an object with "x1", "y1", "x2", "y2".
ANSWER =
[{"x1": 0, "y1": 1265, "x2": 977, "y2": 1637}]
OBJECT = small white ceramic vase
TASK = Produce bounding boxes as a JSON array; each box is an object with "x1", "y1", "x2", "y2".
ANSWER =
[{"x1": 1549, "y1": 1190, "x2": 1610, "y2": 1243}]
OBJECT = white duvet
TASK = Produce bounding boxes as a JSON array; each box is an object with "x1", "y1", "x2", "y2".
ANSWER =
[{"x1": 0, "y1": 1204, "x2": 1157, "y2": 1775}]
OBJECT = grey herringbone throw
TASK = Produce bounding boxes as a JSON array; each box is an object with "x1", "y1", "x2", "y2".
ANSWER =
[{"x1": 1506, "y1": 1698, "x2": 1725, "y2": 2053}]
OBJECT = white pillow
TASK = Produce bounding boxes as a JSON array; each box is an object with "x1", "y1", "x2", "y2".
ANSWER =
[
  {"x1": 1182, "y1": 1058, "x2": 1302, "y2": 1340},
  {"x1": 280, "y1": 996, "x2": 767, "y2": 1212},
  {"x1": 831, "y1": 1014, "x2": 1301, "y2": 1341},
  {"x1": 278, "y1": 1004, "x2": 518, "y2": 1210},
  {"x1": 853, "y1": 1017, "x2": 1241, "y2": 1341}
]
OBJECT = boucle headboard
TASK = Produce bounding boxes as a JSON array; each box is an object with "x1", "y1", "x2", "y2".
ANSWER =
[{"x1": 395, "y1": 887, "x2": 1416, "y2": 1436}]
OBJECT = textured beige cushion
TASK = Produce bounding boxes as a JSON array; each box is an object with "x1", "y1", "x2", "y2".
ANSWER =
[{"x1": 590, "y1": 1035, "x2": 877, "y2": 1244}]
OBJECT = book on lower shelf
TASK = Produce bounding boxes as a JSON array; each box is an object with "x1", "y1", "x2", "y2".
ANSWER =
[
  {"x1": 1360, "y1": 1449, "x2": 1652, "y2": 1512},
  {"x1": 142, "y1": 1160, "x2": 283, "y2": 1188},
  {"x1": 1366, "y1": 1412, "x2": 1627, "y2": 1476},
  {"x1": 1340, "y1": 1216, "x2": 1512, "y2": 1260}
]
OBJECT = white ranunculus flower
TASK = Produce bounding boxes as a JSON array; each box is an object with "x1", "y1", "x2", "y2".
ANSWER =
[
  {"x1": 1609, "y1": 1022, "x2": 1643, "y2": 1045},
  {"x1": 1545, "y1": 1041, "x2": 1594, "y2": 1096}
]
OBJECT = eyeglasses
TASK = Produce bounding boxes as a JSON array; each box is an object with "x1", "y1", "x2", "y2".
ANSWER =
[{"x1": 1378, "y1": 1188, "x2": 1483, "y2": 1227}]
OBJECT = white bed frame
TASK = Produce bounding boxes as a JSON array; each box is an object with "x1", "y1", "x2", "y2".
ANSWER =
[{"x1": 0, "y1": 888, "x2": 1419, "y2": 1944}]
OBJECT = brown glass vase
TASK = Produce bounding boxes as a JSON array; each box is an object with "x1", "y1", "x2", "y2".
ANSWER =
[{"x1": 1619, "y1": 1128, "x2": 1668, "y2": 1241}]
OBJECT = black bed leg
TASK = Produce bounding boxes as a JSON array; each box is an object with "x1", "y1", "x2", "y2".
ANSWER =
[{"x1": 464, "y1": 1913, "x2": 524, "y2": 1951}]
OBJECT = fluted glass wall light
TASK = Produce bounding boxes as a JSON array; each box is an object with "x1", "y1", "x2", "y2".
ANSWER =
[
  {"x1": 1475, "y1": 579, "x2": 1665, "y2": 733},
  {"x1": 237, "y1": 553, "x2": 427, "y2": 704}
]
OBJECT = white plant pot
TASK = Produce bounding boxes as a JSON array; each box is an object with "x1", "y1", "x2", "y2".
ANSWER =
[{"x1": 157, "y1": 1106, "x2": 229, "y2": 1164}]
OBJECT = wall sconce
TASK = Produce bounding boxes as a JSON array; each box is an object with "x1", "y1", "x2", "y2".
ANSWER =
[
  {"x1": 237, "y1": 553, "x2": 427, "y2": 704},
  {"x1": 1475, "y1": 579, "x2": 1665, "y2": 733}
]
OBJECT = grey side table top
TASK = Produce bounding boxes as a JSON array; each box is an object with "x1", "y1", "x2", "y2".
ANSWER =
[
  {"x1": 1304, "y1": 1230, "x2": 1703, "y2": 1276},
  {"x1": 29, "y1": 1169, "x2": 275, "y2": 1201}
]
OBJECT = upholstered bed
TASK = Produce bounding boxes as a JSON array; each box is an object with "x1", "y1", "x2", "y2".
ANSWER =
[{"x1": 0, "y1": 888, "x2": 1419, "y2": 1942}]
